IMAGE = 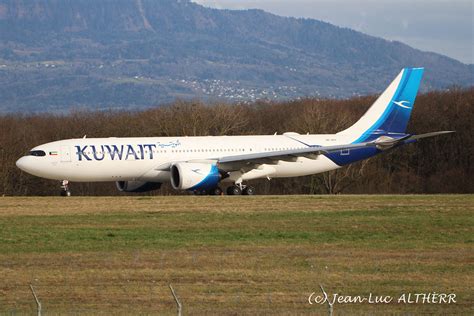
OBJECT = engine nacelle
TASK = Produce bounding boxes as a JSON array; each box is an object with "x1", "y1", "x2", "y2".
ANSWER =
[
  {"x1": 116, "y1": 181, "x2": 162, "y2": 193},
  {"x1": 170, "y1": 163, "x2": 221, "y2": 191}
]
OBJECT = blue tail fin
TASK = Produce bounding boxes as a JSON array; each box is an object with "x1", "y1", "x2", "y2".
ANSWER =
[
  {"x1": 338, "y1": 68, "x2": 424, "y2": 143},
  {"x1": 378, "y1": 68, "x2": 424, "y2": 134}
]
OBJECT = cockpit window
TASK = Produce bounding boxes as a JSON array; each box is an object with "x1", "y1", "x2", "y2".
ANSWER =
[{"x1": 29, "y1": 150, "x2": 46, "y2": 157}]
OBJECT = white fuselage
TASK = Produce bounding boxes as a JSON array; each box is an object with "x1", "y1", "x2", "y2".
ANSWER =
[{"x1": 16, "y1": 133, "x2": 350, "y2": 184}]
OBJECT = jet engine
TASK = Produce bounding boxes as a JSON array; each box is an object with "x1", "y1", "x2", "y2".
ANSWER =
[
  {"x1": 116, "y1": 181, "x2": 162, "y2": 193},
  {"x1": 170, "y1": 163, "x2": 221, "y2": 191}
]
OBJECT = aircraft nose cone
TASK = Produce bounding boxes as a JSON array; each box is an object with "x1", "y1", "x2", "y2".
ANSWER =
[{"x1": 16, "y1": 156, "x2": 30, "y2": 172}]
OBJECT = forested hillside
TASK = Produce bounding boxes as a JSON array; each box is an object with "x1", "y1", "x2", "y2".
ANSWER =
[
  {"x1": 1, "y1": 88, "x2": 472, "y2": 196},
  {"x1": 0, "y1": 0, "x2": 472, "y2": 112}
]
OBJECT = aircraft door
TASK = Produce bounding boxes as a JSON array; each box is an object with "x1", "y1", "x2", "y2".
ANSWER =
[{"x1": 60, "y1": 145, "x2": 71, "y2": 162}]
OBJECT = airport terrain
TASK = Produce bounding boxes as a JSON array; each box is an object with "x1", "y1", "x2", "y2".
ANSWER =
[{"x1": 0, "y1": 195, "x2": 472, "y2": 314}]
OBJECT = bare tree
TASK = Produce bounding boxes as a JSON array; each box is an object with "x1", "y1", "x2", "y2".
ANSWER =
[
  {"x1": 0, "y1": 88, "x2": 472, "y2": 195},
  {"x1": 317, "y1": 160, "x2": 370, "y2": 194}
]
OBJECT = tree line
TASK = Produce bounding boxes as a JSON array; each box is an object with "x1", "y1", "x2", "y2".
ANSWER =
[{"x1": 0, "y1": 87, "x2": 472, "y2": 196}]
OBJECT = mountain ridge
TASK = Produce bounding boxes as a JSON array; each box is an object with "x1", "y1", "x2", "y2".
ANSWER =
[{"x1": 0, "y1": 0, "x2": 472, "y2": 113}]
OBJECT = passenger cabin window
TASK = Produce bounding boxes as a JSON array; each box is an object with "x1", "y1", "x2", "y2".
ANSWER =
[{"x1": 29, "y1": 150, "x2": 46, "y2": 157}]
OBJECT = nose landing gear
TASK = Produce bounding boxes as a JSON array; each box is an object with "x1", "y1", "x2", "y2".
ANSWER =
[{"x1": 60, "y1": 180, "x2": 71, "y2": 197}]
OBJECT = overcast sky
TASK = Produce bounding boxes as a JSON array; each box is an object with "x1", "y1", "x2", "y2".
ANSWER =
[{"x1": 193, "y1": 0, "x2": 473, "y2": 64}]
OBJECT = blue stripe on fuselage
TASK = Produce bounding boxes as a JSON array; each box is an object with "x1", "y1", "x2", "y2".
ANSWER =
[{"x1": 325, "y1": 147, "x2": 381, "y2": 166}]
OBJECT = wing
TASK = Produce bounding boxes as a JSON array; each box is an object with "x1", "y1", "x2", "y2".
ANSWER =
[
  {"x1": 217, "y1": 131, "x2": 455, "y2": 169},
  {"x1": 155, "y1": 131, "x2": 454, "y2": 171},
  {"x1": 219, "y1": 142, "x2": 373, "y2": 165}
]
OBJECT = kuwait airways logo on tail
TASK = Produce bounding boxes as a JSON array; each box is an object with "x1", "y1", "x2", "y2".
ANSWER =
[{"x1": 393, "y1": 100, "x2": 411, "y2": 109}]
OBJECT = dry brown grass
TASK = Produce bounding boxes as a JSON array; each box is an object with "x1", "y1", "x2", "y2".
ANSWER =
[
  {"x1": 0, "y1": 194, "x2": 465, "y2": 216},
  {"x1": 0, "y1": 195, "x2": 472, "y2": 315}
]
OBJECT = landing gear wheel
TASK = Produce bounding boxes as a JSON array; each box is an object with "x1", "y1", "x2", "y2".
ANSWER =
[
  {"x1": 60, "y1": 180, "x2": 71, "y2": 197},
  {"x1": 243, "y1": 186, "x2": 256, "y2": 196},
  {"x1": 226, "y1": 185, "x2": 242, "y2": 196},
  {"x1": 211, "y1": 187, "x2": 223, "y2": 196},
  {"x1": 60, "y1": 190, "x2": 71, "y2": 197}
]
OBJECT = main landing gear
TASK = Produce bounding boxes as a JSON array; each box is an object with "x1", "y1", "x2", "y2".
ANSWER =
[
  {"x1": 226, "y1": 184, "x2": 256, "y2": 196},
  {"x1": 194, "y1": 184, "x2": 256, "y2": 196},
  {"x1": 194, "y1": 187, "x2": 224, "y2": 196},
  {"x1": 60, "y1": 180, "x2": 71, "y2": 197}
]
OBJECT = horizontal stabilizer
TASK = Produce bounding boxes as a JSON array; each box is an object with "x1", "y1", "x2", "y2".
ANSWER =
[
  {"x1": 371, "y1": 131, "x2": 454, "y2": 150},
  {"x1": 406, "y1": 131, "x2": 455, "y2": 142}
]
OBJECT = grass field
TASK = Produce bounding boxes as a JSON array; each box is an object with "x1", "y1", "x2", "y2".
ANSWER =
[{"x1": 0, "y1": 195, "x2": 472, "y2": 315}]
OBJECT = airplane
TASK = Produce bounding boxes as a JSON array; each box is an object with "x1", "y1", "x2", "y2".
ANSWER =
[{"x1": 16, "y1": 68, "x2": 453, "y2": 196}]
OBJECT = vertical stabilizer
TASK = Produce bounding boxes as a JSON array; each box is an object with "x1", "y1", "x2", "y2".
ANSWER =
[{"x1": 338, "y1": 68, "x2": 424, "y2": 143}]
